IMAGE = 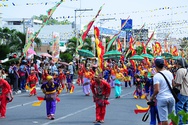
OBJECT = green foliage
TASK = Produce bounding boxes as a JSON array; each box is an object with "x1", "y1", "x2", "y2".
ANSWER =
[
  {"x1": 59, "y1": 52, "x2": 73, "y2": 63},
  {"x1": 0, "y1": 45, "x2": 10, "y2": 60},
  {"x1": 168, "y1": 110, "x2": 188, "y2": 125},
  {"x1": 33, "y1": 15, "x2": 71, "y2": 25},
  {"x1": 0, "y1": 27, "x2": 42, "y2": 59}
]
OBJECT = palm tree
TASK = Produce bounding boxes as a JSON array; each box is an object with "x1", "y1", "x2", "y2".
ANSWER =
[{"x1": 0, "y1": 27, "x2": 41, "y2": 59}]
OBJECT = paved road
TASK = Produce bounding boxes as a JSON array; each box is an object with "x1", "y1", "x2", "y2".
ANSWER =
[{"x1": 1, "y1": 83, "x2": 150, "y2": 125}]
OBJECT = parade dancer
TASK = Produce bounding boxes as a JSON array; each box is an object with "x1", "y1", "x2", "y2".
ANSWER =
[
  {"x1": 26, "y1": 67, "x2": 38, "y2": 96},
  {"x1": 58, "y1": 69, "x2": 66, "y2": 90},
  {"x1": 83, "y1": 68, "x2": 92, "y2": 96},
  {"x1": 77, "y1": 66, "x2": 84, "y2": 86},
  {"x1": 0, "y1": 77, "x2": 13, "y2": 118},
  {"x1": 66, "y1": 71, "x2": 72, "y2": 93},
  {"x1": 110, "y1": 65, "x2": 116, "y2": 88},
  {"x1": 114, "y1": 69, "x2": 125, "y2": 98},
  {"x1": 41, "y1": 75, "x2": 60, "y2": 120},
  {"x1": 91, "y1": 72, "x2": 111, "y2": 123}
]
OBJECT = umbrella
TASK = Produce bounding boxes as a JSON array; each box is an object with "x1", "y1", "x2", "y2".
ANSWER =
[
  {"x1": 40, "y1": 53, "x2": 52, "y2": 58},
  {"x1": 78, "y1": 49, "x2": 94, "y2": 58},
  {"x1": 104, "y1": 55, "x2": 121, "y2": 60},
  {"x1": 103, "y1": 50, "x2": 122, "y2": 57},
  {"x1": 161, "y1": 52, "x2": 172, "y2": 57},
  {"x1": 141, "y1": 54, "x2": 154, "y2": 59},
  {"x1": 130, "y1": 55, "x2": 144, "y2": 60},
  {"x1": 27, "y1": 48, "x2": 36, "y2": 55},
  {"x1": 155, "y1": 56, "x2": 164, "y2": 59},
  {"x1": 172, "y1": 56, "x2": 181, "y2": 60}
]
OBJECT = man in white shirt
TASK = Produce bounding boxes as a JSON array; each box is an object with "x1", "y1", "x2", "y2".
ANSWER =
[{"x1": 150, "y1": 58, "x2": 175, "y2": 125}]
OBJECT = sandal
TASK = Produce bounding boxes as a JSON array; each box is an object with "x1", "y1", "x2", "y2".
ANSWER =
[
  {"x1": 100, "y1": 120, "x2": 104, "y2": 123},
  {"x1": 93, "y1": 120, "x2": 99, "y2": 123}
]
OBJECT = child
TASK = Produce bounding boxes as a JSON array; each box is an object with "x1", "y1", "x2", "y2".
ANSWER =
[
  {"x1": 26, "y1": 67, "x2": 38, "y2": 96},
  {"x1": 58, "y1": 69, "x2": 66, "y2": 90},
  {"x1": 66, "y1": 71, "x2": 72, "y2": 93},
  {"x1": 133, "y1": 75, "x2": 143, "y2": 99}
]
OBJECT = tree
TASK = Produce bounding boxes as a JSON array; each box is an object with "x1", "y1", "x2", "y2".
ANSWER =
[
  {"x1": 59, "y1": 52, "x2": 73, "y2": 63},
  {"x1": 32, "y1": 15, "x2": 71, "y2": 25},
  {"x1": 180, "y1": 37, "x2": 188, "y2": 50},
  {"x1": 0, "y1": 27, "x2": 41, "y2": 59}
]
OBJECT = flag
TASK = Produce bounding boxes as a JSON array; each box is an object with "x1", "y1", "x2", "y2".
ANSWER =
[
  {"x1": 106, "y1": 16, "x2": 130, "y2": 52},
  {"x1": 130, "y1": 60, "x2": 136, "y2": 72},
  {"x1": 170, "y1": 45, "x2": 173, "y2": 55},
  {"x1": 154, "y1": 42, "x2": 162, "y2": 56},
  {"x1": 117, "y1": 38, "x2": 122, "y2": 52},
  {"x1": 172, "y1": 46, "x2": 178, "y2": 56},
  {"x1": 129, "y1": 36, "x2": 136, "y2": 56},
  {"x1": 76, "y1": 4, "x2": 104, "y2": 51},
  {"x1": 146, "y1": 31, "x2": 154, "y2": 46},
  {"x1": 164, "y1": 40, "x2": 169, "y2": 52},
  {"x1": 52, "y1": 32, "x2": 60, "y2": 63},
  {"x1": 152, "y1": 43, "x2": 155, "y2": 55},
  {"x1": 94, "y1": 27, "x2": 105, "y2": 72},
  {"x1": 23, "y1": 0, "x2": 63, "y2": 55},
  {"x1": 142, "y1": 42, "x2": 147, "y2": 54}
]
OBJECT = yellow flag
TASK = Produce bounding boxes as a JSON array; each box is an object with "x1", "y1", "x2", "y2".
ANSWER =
[{"x1": 32, "y1": 101, "x2": 44, "y2": 106}]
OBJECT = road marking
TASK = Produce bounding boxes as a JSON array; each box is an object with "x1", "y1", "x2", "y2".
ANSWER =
[
  {"x1": 41, "y1": 91, "x2": 133, "y2": 125},
  {"x1": 7, "y1": 90, "x2": 83, "y2": 110}
]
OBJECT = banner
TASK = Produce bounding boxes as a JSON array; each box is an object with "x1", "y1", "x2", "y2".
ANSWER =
[{"x1": 52, "y1": 32, "x2": 60, "y2": 63}]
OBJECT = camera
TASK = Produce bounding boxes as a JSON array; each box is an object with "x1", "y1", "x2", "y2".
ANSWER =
[{"x1": 147, "y1": 100, "x2": 155, "y2": 106}]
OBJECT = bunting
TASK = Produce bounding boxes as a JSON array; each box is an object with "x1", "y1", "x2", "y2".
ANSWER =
[
  {"x1": 94, "y1": 27, "x2": 105, "y2": 72},
  {"x1": 76, "y1": 4, "x2": 104, "y2": 52}
]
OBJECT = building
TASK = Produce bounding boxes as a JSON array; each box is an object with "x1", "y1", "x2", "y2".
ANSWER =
[{"x1": 2, "y1": 18, "x2": 77, "y2": 54}]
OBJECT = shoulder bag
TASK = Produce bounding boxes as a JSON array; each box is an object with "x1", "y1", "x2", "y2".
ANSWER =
[{"x1": 158, "y1": 72, "x2": 179, "y2": 103}]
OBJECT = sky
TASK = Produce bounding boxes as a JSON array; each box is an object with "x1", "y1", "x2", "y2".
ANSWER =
[{"x1": 0, "y1": 0, "x2": 188, "y2": 39}]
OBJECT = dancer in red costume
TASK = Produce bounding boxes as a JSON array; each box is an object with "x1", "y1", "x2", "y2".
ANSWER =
[
  {"x1": 0, "y1": 77, "x2": 13, "y2": 118},
  {"x1": 26, "y1": 67, "x2": 38, "y2": 96},
  {"x1": 91, "y1": 72, "x2": 111, "y2": 123}
]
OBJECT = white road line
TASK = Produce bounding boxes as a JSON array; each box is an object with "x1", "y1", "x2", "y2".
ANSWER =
[
  {"x1": 41, "y1": 91, "x2": 133, "y2": 125},
  {"x1": 7, "y1": 90, "x2": 83, "y2": 110}
]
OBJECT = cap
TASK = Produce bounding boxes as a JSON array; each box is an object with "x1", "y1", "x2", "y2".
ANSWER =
[
  {"x1": 47, "y1": 75, "x2": 53, "y2": 81},
  {"x1": 154, "y1": 58, "x2": 164, "y2": 68}
]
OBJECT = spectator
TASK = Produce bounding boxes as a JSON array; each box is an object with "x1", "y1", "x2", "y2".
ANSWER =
[
  {"x1": 150, "y1": 58, "x2": 175, "y2": 125},
  {"x1": 173, "y1": 58, "x2": 188, "y2": 125}
]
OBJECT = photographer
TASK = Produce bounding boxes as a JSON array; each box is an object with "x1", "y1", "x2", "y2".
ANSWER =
[
  {"x1": 173, "y1": 58, "x2": 188, "y2": 125},
  {"x1": 150, "y1": 58, "x2": 175, "y2": 125}
]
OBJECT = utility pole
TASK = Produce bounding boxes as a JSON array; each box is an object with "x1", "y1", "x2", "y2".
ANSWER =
[{"x1": 74, "y1": 9, "x2": 93, "y2": 47}]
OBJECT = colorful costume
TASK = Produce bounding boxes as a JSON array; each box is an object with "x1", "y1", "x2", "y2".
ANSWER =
[
  {"x1": 114, "y1": 71, "x2": 124, "y2": 98},
  {"x1": 26, "y1": 73, "x2": 38, "y2": 96},
  {"x1": 58, "y1": 71, "x2": 66, "y2": 89},
  {"x1": 110, "y1": 69, "x2": 116, "y2": 88},
  {"x1": 41, "y1": 76, "x2": 60, "y2": 120},
  {"x1": 77, "y1": 68, "x2": 84, "y2": 86},
  {"x1": 0, "y1": 79, "x2": 13, "y2": 118},
  {"x1": 83, "y1": 70, "x2": 92, "y2": 96},
  {"x1": 91, "y1": 79, "x2": 111, "y2": 123}
]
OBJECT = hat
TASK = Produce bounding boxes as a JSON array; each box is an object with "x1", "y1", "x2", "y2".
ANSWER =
[
  {"x1": 154, "y1": 58, "x2": 164, "y2": 68},
  {"x1": 69, "y1": 62, "x2": 73, "y2": 65},
  {"x1": 47, "y1": 75, "x2": 53, "y2": 81}
]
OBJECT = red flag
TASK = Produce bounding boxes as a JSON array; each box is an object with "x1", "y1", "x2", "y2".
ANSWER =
[
  {"x1": 129, "y1": 36, "x2": 136, "y2": 56},
  {"x1": 142, "y1": 42, "x2": 147, "y2": 54},
  {"x1": 117, "y1": 38, "x2": 122, "y2": 52},
  {"x1": 172, "y1": 46, "x2": 178, "y2": 56}
]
